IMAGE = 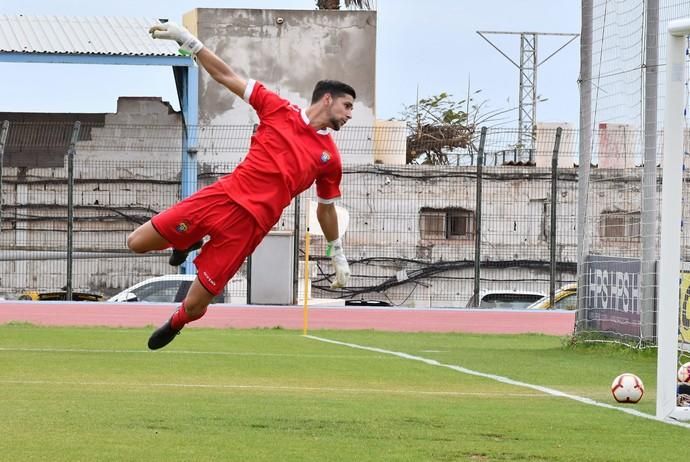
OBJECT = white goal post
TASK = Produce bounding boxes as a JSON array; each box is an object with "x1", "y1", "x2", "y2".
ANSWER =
[{"x1": 657, "y1": 18, "x2": 690, "y2": 421}]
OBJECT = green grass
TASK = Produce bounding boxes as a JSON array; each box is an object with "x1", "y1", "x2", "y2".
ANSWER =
[{"x1": 0, "y1": 324, "x2": 685, "y2": 461}]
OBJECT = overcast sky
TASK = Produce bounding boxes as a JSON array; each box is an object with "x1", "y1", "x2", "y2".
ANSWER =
[{"x1": 0, "y1": 0, "x2": 581, "y2": 126}]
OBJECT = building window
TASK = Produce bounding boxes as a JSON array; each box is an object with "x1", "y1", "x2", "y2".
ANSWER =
[
  {"x1": 600, "y1": 211, "x2": 640, "y2": 239},
  {"x1": 420, "y1": 207, "x2": 474, "y2": 240}
]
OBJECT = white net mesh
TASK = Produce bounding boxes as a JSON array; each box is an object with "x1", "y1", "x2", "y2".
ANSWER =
[
  {"x1": 583, "y1": 1, "x2": 690, "y2": 418},
  {"x1": 591, "y1": 0, "x2": 645, "y2": 128},
  {"x1": 591, "y1": 0, "x2": 690, "y2": 129},
  {"x1": 577, "y1": 1, "x2": 690, "y2": 348}
]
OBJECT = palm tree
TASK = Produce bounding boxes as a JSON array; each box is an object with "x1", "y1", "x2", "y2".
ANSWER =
[{"x1": 316, "y1": 0, "x2": 373, "y2": 9}]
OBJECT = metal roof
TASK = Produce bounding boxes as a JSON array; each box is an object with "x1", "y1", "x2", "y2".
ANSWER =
[{"x1": 0, "y1": 15, "x2": 180, "y2": 56}]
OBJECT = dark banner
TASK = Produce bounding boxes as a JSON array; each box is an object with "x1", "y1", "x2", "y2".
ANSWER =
[{"x1": 583, "y1": 255, "x2": 641, "y2": 338}]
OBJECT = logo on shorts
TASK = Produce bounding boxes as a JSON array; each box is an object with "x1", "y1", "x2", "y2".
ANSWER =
[
  {"x1": 320, "y1": 151, "x2": 331, "y2": 164},
  {"x1": 176, "y1": 222, "x2": 189, "y2": 233},
  {"x1": 202, "y1": 271, "x2": 217, "y2": 287}
]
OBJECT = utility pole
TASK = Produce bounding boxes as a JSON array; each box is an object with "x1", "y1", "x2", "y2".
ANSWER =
[{"x1": 476, "y1": 31, "x2": 579, "y2": 161}]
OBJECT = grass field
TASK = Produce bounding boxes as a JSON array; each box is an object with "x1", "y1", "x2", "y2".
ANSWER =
[{"x1": 0, "y1": 323, "x2": 686, "y2": 461}]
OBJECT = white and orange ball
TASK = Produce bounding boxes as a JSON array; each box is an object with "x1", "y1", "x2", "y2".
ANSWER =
[
  {"x1": 678, "y1": 362, "x2": 690, "y2": 383},
  {"x1": 611, "y1": 373, "x2": 644, "y2": 404}
]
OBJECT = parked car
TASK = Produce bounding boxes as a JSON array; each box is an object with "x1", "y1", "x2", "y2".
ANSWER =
[
  {"x1": 465, "y1": 290, "x2": 546, "y2": 309},
  {"x1": 108, "y1": 275, "x2": 226, "y2": 304},
  {"x1": 19, "y1": 290, "x2": 104, "y2": 302},
  {"x1": 526, "y1": 283, "x2": 577, "y2": 310}
]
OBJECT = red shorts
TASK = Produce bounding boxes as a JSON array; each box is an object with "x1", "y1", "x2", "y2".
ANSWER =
[{"x1": 151, "y1": 181, "x2": 267, "y2": 295}]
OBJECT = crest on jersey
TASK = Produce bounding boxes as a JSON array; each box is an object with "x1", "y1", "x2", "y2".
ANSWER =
[
  {"x1": 320, "y1": 151, "x2": 331, "y2": 164},
  {"x1": 176, "y1": 222, "x2": 189, "y2": 233}
]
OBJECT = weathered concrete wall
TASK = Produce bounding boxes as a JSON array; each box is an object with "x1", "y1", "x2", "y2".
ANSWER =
[
  {"x1": 0, "y1": 97, "x2": 187, "y2": 297},
  {"x1": 302, "y1": 165, "x2": 581, "y2": 306},
  {"x1": 184, "y1": 8, "x2": 377, "y2": 164},
  {"x1": 0, "y1": 90, "x2": 656, "y2": 307},
  {"x1": 0, "y1": 113, "x2": 653, "y2": 308},
  {"x1": 77, "y1": 97, "x2": 183, "y2": 167}
]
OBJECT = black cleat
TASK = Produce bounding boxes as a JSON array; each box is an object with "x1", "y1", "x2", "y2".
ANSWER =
[
  {"x1": 168, "y1": 240, "x2": 203, "y2": 267},
  {"x1": 147, "y1": 318, "x2": 181, "y2": 350}
]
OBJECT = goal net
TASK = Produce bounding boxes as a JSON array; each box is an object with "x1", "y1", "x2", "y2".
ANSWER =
[
  {"x1": 575, "y1": 1, "x2": 690, "y2": 348},
  {"x1": 578, "y1": 1, "x2": 690, "y2": 421}
]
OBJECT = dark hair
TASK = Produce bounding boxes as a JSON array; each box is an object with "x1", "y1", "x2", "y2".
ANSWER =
[{"x1": 311, "y1": 80, "x2": 356, "y2": 104}]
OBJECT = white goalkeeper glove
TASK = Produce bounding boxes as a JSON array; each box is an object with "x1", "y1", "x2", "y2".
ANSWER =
[
  {"x1": 149, "y1": 21, "x2": 204, "y2": 56},
  {"x1": 326, "y1": 238, "x2": 350, "y2": 289}
]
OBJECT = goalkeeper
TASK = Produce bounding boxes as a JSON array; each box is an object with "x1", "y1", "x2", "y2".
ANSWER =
[{"x1": 127, "y1": 21, "x2": 354, "y2": 350}]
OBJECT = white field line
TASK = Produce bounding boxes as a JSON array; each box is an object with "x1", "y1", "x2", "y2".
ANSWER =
[
  {"x1": 305, "y1": 335, "x2": 690, "y2": 429},
  {"x1": 0, "y1": 379, "x2": 547, "y2": 398},
  {"x1": 0, "y1": 346, "x2": 379, "y2": 359}
]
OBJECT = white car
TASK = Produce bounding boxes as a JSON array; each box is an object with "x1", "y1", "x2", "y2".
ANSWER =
[
  {"x1": 108, "y1": 274, "x2": 225, "y2": 304},
  {"x1": 465, "y1": 290, "x2": 546, "y2": 309}
]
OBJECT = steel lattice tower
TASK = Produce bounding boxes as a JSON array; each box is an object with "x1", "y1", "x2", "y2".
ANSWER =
[{"x1": 477, "y1": 31, "x2": 578, "y2": 161}]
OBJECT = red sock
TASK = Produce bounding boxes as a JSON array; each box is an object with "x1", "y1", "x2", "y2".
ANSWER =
[{"x1": 170, "y1": 303, "x2": 207, "y2": 330}]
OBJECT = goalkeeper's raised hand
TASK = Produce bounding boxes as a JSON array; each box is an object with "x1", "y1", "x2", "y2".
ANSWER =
[
  {"x1": 149, "y1": 21, "x2": 204, "y2": 56},
  {"x1": 326, "y1": 238, "x2": 351, "y2": 289}
]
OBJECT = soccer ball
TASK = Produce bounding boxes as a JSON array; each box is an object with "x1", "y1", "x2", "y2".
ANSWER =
[
  {"x1": 611, "y1": 373, "x2": 644, "y2": 403},
  {"x1": 678, "y1": 362, "x2": 690, "y2": 383}
]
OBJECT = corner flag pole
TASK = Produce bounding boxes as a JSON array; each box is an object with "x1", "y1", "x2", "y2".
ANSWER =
[{"x1": 301, "y1": 199, "x2": 349, "y2": 336}]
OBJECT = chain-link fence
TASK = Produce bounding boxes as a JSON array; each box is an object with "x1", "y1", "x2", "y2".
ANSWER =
[{"x1": 0, "y1": 120, "x2": 654, "y2": 310}]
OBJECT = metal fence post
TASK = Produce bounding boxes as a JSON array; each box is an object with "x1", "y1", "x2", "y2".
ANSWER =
[
  {"x1": 66, "y1": 121, "x2": 81, "y2": 302},
  {"x1": 472, "y1": 127, "x2": 488, "y2": 306},
  {"x1": 576, "y1": 0, "x2": 594, "y2": 332},
  {"x1": 0, "y1": 121, "x2": 9, "y2": 232},
  {"x1": 293, "y1": 195, "x2": 301, "y2": 305},
  {"x1": 640, "y1": 0, "x2": 659, "y2": 343},
  {"x1": 549, "y1": 127, "x2": 563, "y2": 308}
]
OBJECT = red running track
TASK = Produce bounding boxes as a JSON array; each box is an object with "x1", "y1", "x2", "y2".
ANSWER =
[{"x1": 0, "y1": 301, "x2": 575, "y2": 336}]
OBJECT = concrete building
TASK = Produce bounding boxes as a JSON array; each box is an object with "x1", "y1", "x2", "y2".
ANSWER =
[
  {"x1": 597, "y1": 123, "x2": 640, "y2": 168},
  {"x1": 182, "y1": 8, "x2": 377, "y2": 165},
  {"x1": 534, "y1": 122, "x2": 576, "y2": 168},
  {"x1": 5, "y1": 11, "x2": 634, "y2": 307}
]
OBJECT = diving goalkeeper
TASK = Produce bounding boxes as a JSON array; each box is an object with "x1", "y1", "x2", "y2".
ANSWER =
[{"x1": 127, "y1": 21, "x2": 353, "y2": 350}]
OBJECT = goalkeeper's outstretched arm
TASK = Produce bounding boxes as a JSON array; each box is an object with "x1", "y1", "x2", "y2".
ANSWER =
[
  {"x1": 316, "y1": 202, "x2": 340, "y2": 243},
  {"x1": 149, "y1": 21, "x2": 247, "y2": 98},
  {"x1": 195, "y1": 48, "x2": 247, "y2": 98}
]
